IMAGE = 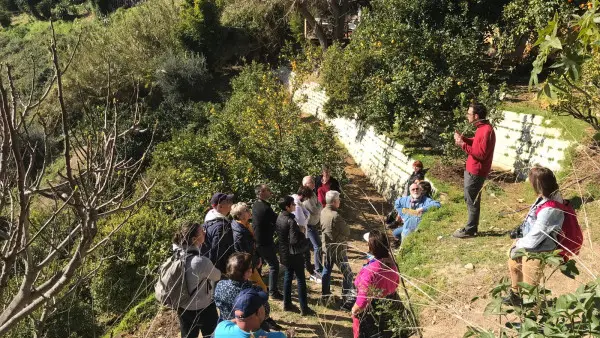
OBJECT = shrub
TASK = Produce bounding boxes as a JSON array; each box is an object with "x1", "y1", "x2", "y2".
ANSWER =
[
  {"x1": 147, "y1": 63, "x2": 346, "y2": 217},
  {"x1": 321, "y1": 0, "x2": 504, "y2": 153},
  {"x1": 91, "y1": 206, "x2": 175, "y2": 315},
  {"x1": 177, "y1": 0, "x2": 222, "y2": 66},
  {"x1": 0, "y1": 9, "x2": 10, "y2": 27},
  {"x1": 155, "y1": 51, "x2": 212, "y2": 103}
]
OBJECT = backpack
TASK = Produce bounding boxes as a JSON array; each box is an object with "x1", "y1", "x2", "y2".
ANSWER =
[
  {"x1": 536, "y1": 200, "x2": 583, "y2": 261},
  {"x1": 155, "y1": 249, "x2": 199, "y2": 309}
]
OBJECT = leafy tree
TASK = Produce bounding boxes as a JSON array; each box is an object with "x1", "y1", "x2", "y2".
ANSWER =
[
  {"x1": 177, "y1": 0, "x2": 222, "y2": 66},
  {"x1": 531, "y1": 2, "x2": 600, "y2": 132}
]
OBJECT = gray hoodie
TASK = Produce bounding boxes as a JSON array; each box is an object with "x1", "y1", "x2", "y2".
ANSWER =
[
  {"x1": 182, "y1": 245, "x2": 222, "y2": 311},
  {"x1": 303, "y1": 195, "x2": 322, "y2": 227}
]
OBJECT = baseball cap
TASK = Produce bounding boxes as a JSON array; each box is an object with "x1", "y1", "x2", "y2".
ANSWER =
[
  {"x1": 232, "y1": 288, "x2": 269, "y2": 319},
  {"x1": 210, "y1": 192, "x2": 234, "y2": 206}
]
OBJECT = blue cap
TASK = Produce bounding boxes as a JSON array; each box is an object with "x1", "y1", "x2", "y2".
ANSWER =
[
  {"x1": 210, "y1": 192, "x2": 234, "y2": 206},
  {"x1": 232, "y1": 288, "x2": 269, "y2": 318}
]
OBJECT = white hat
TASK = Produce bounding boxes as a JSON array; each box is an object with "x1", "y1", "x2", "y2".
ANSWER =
[{"x1": 363, "y1": 232, "x2": 370, "y2": 242}]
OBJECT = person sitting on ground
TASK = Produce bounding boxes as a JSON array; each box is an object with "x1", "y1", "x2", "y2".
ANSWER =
[
  {"x1": 321, "y1": 190, "x2": 355, "y2": 311},
  {"x1": 213, "y1": 288, "x2": 296, "y2": 338},
  {"x1": 252, "y1": 184, "x2": 283, "y2": 300},
  {"x1": 503, "y1": 166, "x2": 566, "y2": 306},
  {"x1": 392, "y1": 183, "x2": 441, "y2": 246},
  {"x1": 302, "y1": 176, "x2": 324, "y2": 278},
  {"x1": 276, "y1": 196, "x2": 314, "y2": 316},
  {"x1": 315, "y1": 164, "x2": 341, "y2": 207},
  {"x1": 293, "y1": 186, "x2": 321, "y2": 282},
  {"x1": 402, "y1": 160, "x2": 426, "y2": 197},
  {"x1": 214, "y1": 253, "x2": 281, "y2": 331},
  {"x1": 173, "y1": 220, "x2": 222, "y2": 338},
  {"x1": 201, "y1": 192, "x2": 236, "y2": 273},
  {"x1": 231, "y1": 202, "x2": 267, "y2": 292},
  {"x1": 352, "y1": 230, "x2": 400, "y2": 338}
]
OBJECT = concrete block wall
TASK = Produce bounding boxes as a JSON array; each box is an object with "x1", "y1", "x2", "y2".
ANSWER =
[{"x1": 292, "y1": 81, "x2": 572, "y2": 198}]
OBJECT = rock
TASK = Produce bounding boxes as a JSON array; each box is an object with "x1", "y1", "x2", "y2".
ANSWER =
[
  {"x1": 437, "y1": 235, "x2": 443, "y2": 241},
  {"x1": 464, "y1": 263, "x2": 474, "y2": 270},
  {"x1": 517, "y1": 198, "x2": 525, "y2": 203}
]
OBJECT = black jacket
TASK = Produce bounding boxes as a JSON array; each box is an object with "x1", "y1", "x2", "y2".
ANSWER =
[
  {"x1": 252, "y1": 199, "x2": 277, "y2": 247},
  {"x1": 200, "y1": 217, "x2": 235, "y2": 273},
  {"x1": 232, "y1": 220, "x2": 259, "y2": 267},
  {"x1": 276, "y1": 211, "x2": 309, "y2": 266}
]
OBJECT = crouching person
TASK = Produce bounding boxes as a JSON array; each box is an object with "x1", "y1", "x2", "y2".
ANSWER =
[
  {"x1": 214, "y1": 288, "x2": 296, "y2": 338},
  {"x1": 504, "y1": 166, "x2": 566, "y2": 306}
]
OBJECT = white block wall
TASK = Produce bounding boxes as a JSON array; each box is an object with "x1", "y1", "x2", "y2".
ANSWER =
[{"x1": 292, "y1": 81, "x2": 572, "y2": 198}]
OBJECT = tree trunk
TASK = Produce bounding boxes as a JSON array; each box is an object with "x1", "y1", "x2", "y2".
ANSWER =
[{"x1": 297, "y1": 0, "x2": 328, "y2": 50}]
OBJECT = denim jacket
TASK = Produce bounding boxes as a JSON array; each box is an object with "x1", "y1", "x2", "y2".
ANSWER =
[
  {"x1": 514, "y1": 192, "x2": 565, "y2": 254},
  {"x1": 393, "y1": 196, "x2": 441, "y2": 237}
]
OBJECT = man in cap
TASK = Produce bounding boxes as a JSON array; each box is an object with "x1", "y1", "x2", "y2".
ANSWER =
[
  {"x1": 201, "y1": 192, "x2": 235, "y2": 273},
  {"x1": 213, "y1": 288, "x2": 295, "y2": 337}
]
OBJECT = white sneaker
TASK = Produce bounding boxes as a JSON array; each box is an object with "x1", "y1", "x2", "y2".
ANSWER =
[{"x1": 309, "y1": 274, "x2": 322, "y2": 284}]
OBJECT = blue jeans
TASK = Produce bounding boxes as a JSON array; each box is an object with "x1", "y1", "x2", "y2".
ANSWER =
[
  {"x1": 283, "y1": 255, "x2": 308, "y2": 310},
  {"x1": 392, "y1": 226, "x2": 404, "y2": 240},
  {"x1": 306, "y1": 225, "x2": 323, "y2": 272},
  {"x1": 321, "y1": 249, "x2": 354, "y2": 296},
  {"x1": 256, "y1": 245, "x2": 280, "y2": 295}
]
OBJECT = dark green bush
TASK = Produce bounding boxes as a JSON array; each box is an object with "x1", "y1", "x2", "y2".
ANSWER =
[
  {"x1": 0, "y1": 9, "x2": 10, "y2": 27},
  {"x1": 177, "y1": 0, "x2": 222, "y2": 66}
]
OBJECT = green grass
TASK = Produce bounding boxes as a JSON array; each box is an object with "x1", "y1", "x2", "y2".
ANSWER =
[{"x1": 102, "y1": 294, "x2": 158, "y2": 338}]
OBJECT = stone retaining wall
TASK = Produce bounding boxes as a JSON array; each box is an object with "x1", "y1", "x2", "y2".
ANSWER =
[{"x1": 292, "y1": 81, "x2": 572, "y2": 199}]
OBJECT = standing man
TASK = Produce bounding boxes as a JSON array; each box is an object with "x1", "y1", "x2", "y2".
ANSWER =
[
  {"x1": 302, "y1": 176, "x2": 323, "y2": 280},
  {"x1": 315, "y1": 164, "x2": 341, "y2": 207},
  {"x1": 201, "y1": 192, "x2": 236, "y2": 273},
  {"x1": 252, "y1": 184, "x2": 283, "y2": 299},
  {"x1": 452, "y1": 103, "x2": 496, "y2": 238},
  {"x1": 320, "y1": 190, "x2": 355, "y2": 311}
]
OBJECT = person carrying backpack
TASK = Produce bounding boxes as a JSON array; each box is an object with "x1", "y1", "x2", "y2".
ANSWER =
[
  {"x1": 157, "y1": 220, "x2": 222, "y2": 338},
  {"x1": 503, "y1": 166, "x2": 582, "y2": 306}
]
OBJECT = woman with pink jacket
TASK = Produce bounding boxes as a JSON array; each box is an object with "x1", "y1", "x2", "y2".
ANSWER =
[{"x1": 351, "y1": 230, "x2": 400, "y2": 338}]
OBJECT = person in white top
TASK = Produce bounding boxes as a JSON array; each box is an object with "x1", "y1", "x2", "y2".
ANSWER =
[{"x1": 293, "y1": 185, "x2": 321, "y2": 282}]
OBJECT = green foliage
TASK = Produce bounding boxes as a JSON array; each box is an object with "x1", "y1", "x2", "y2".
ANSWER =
[
  {"x1": 147, "y1": 63, "x2": 346, "y2": 217},
  {"x1": 467, "y1": 252, "x2": 600, "y2": 337},
  {"x1": 91, "y1": 206, "x2": 175, "y2": 314},
  {"x1": 177, "y1": 0, "x2": 221, "y2": 66},
  {"x1": 219, "y1": 0, "x2": 290, "y2": 62},
  {"x1": 0, "y1": 9, "x2": 10, "y2": 27},
  {"x1": 102, "y1": 294, "x2": 158, "y2": 338},
  {"x1": 42, "y1": 291, "x2": 103, "y2": 338},
  {"x1": 532, "y1": 3, "x2": 600, "y2": 131},
  {"x1": 320, "y1": 0, "x2": 505, "y2": 154},
  {"x1": 156, "y1": 51, "x2": 212, "y2": 103}
]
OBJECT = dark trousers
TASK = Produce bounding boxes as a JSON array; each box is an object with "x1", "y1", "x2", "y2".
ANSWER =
[
  {"x1": 283, "y1": 255, "x2": 308, "y2": 310},
  {"x1": 464, "y1": 170, "x2": 486, "y2": 234},
  {"x1": 177, "y1": 302, "x2": 218, "y2": 338},
  {"x1": 256, "y1": 245, "x2": 280, "y2": 294}
]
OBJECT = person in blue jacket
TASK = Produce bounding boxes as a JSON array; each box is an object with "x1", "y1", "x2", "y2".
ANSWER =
[{"x1": 391, "y1": 183, "x2": 441, "y2": 246}]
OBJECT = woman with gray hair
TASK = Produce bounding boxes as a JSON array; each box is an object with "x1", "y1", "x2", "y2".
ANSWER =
[{"x1": 231, "y1": 202, "x2": 267, "y2": 292}]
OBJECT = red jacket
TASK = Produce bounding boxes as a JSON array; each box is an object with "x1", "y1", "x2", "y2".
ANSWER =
[{"x1": 461, "y1": 120, "x2": 496, "y2": 178}]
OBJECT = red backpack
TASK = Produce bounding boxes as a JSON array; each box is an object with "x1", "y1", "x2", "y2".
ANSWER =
[{"x1": 536, "y1": 200, "x2": 584, "y2": 261}]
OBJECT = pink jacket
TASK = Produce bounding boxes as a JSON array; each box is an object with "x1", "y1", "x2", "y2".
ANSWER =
[{"x1": 354, "y1": 258, "x2": 399, "y2": 309}]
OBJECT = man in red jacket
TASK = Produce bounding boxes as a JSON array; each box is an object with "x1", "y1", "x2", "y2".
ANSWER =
[{"x1": 452, "y1": 103, "x2": 496, "y2": 238}]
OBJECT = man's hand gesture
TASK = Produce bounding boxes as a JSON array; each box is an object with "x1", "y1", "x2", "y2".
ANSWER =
[{"x1": 454, "y1": 131, "x2": 464, "y2": 147}]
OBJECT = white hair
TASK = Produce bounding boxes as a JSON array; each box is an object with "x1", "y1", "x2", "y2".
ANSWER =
[
  {"x1": 302, "y1": 176, "x2": 314, "y2": 186},
  {"x1": 230, "y1": 202, "x2": 249, "y2": 220},
  {"x1": 325, "y1": 190, "x2": 340, "y2": 205}
]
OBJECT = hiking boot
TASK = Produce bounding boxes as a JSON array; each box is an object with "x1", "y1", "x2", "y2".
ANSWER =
[
  {"x1": 502, "y1": 290, "x2": 523, "y2": 306},
  {"x1": 300, "y1": 307, "x2": 316, "y2": 316},
  {"x1": 340, "y1": 300, "x2": 354, "y2": 312},
  {"x1": 452, "y1": 228, "x2": 477, "y2": 239},
  {"x1": 270, "y1": 291, "x2": 283, "y2": 300}
]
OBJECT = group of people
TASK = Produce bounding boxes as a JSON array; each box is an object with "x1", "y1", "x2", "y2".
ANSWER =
[{"x1": 165, "y1": 102, "x2": 579, "y2": 337}]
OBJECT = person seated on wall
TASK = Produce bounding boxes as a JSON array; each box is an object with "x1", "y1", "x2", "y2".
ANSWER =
[{"x1": 391, "y1": 183, "x2": 441, "y2": 247}]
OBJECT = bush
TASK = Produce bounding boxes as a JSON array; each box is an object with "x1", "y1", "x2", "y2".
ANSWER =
[
  {"x1": 155, "y1": 51, "x2": 212, "y2": 103},
  {"x1": 0, "y1": 9, "x2": 10, "y2": 27},
  {"x1": 321, "y1": 0, "x2": 504, "y2": 153},
  {"x1": 177, "y1": 0, "x2": 222, "y2": 66},
  {"x1": 91, "y1": 206, "x2": 175, "y2": 315},
  {"x1": 147, "y1": 63, "x2": 346, "y2": 217}
]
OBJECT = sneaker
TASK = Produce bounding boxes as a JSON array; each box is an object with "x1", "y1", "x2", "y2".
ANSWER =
[
  {"x1": 283, "y1": 302, "x2": 295, "y2": 312},
  {"x1": 502, "y1": 290, "x2": 523, "y2": 306},
  {"x1": 452, "y1": 228, "x2": 477, "y2": 239},
  {"x1": 391, "y1": 239, "x2": 401, "y2": 249},
  {"x1": 300, "y1": 307, "x2": 316, "y2": 316},
  {"x1": 309, "y1": 273, "x2": 322, "y2": 283},
  {"x1": 270, "y1": 291, "x2": 283, "y2": 300}
]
